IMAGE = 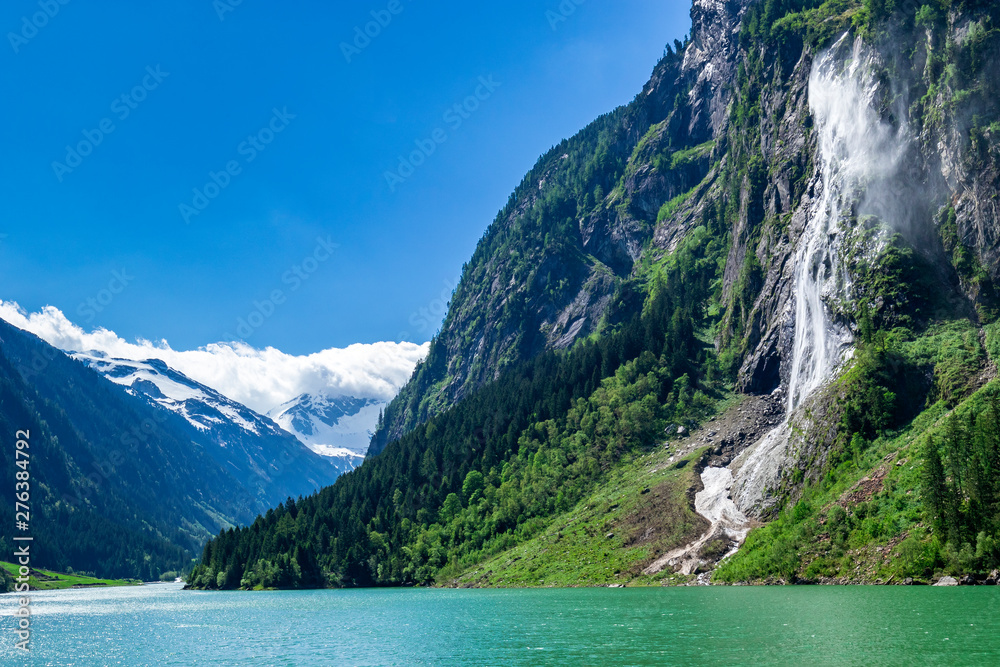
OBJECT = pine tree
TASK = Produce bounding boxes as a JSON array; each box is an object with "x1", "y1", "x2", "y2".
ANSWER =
[{"x1": 922, "y1": 437, "x2": 947, "y2": 530}]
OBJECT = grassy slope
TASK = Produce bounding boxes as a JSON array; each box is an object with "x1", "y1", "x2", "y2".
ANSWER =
[
  {"x1": 446, "y1": 430, "x2": 724, "y2": 588},
  {"x1": 1, "y1": 561, "x2": 139, "y2": 591},
  {"x1": 447, "y1": 317, "x2": 999, "y2": 588},
  {"x1": 716, "y1": 319, "x2": 998, "y2": 584},
  {"x1": 715, "y1": 403, "x2": 946, "y2": 584}
]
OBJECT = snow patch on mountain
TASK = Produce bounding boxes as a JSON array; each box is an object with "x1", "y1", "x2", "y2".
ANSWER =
[
  {"x1": 267, "y1": 393, "x2": 384, "y2": 458},
  {"x1": 76, "y1": 352, "x2": 270, "y2": 436},
  {"x1": 76, "y1": 352, "x2": 371, "y2": 471}
]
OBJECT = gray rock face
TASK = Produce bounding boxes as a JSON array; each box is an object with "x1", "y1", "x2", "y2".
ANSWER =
[
  {"x1": 726, "y1": 45, "x2": 835, "y2": 397},
  {"x1": 544, "y1": 270, "x2": 616, "y2": 350},
  {"x1": 934, "y1": 576, "x2": 960, "y2": 587},
  {"x1": 728, "y1": 15, "x2": 1000, "y2": 395},
  {"x1": 375, "y1": 0, "x2": 752, "y2": 444},
  {"x1": 684, "y1": 0, "x2": 752, "y2": 141},
  {"x1": 927, "y1": 18, "x2": 1000, "y2": 299},
  {"x1": 376, "y1": 0, "x2": 1000, "y2": 454}
]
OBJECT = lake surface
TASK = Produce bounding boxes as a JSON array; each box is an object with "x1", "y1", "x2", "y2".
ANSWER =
[{"x1": 1, "y1": 583, "x2": 999, "y2": 665}]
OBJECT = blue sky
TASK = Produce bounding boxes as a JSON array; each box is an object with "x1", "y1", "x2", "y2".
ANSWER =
[{"x1": 1, "y1": 0, "x2": 692, "y2": 356}]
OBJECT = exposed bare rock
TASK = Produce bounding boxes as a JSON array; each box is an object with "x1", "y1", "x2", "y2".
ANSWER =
[
  {"x1": 684, "y1": 0, "x2": 753, "y2": 141},
  {"x1": 731, "y1": 380, "x2": 842, "y2": 520}
]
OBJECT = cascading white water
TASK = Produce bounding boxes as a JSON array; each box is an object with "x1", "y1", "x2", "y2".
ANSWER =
[
  {"x1": 652, "y1": 36, "x2": 918, "y2": 574},
  {"x1": 732, "y1": 35, "x2": 913, "y2": 518},
  {"x1": 785, "y1": 35, "x2": 909, "y2": 412}
]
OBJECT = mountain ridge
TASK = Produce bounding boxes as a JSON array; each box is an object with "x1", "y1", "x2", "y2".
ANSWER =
[
  {"x1": 267, "y1": 392, "x2": 379, "y2": 463},
  {"x1": 370, "y1": 0, "x2": 748, "y2": 453},
  {"x1": 0, "y1": 318, "x2": 347, "y2": 579},
  {"x1": 193, "y1": 0, "x2": 1000, "y2": 590},
  {"x1": 73, "y1": 352, "x2": 351, "y2": 496}
]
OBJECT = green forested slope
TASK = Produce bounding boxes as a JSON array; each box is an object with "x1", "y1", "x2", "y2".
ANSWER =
[
  {"x1": 0, "y1": 329, "x2": 192, "y2": 579},
  {"x1": 368, "y1": 43, "x2": 703, "y2": 453},
  {"x1": 189, "y1": 223, "x2": 730, "y2": 588},
  {"x1": 192, "y1": 0, "x2": 1000, "y2": 589}
]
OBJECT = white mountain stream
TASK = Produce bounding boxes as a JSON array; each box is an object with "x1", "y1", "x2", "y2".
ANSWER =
[{"x1": 660, "y1": 35, "x2": 912, "y2": 576}]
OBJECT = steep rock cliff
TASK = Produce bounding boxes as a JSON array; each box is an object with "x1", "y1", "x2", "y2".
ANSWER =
[
  {"x1": 195, "y1": 0, "x2": 1000, "y2": 591},
  {"x1": 371, "y1": 0, "x2": 752, "y2": 452}
]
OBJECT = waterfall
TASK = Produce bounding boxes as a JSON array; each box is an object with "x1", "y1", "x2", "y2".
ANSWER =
[
  {"x1": 734, "y1": 35, "x2": 912, "y2": 518},
  {"x1": 651, "y1": 36, "x2": 917, "y2": 574},
  {"x1": 785, "y1": 35, "x2": 909, "y2": 412}
]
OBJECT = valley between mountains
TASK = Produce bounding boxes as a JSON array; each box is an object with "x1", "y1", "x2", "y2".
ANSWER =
[
  {"x1": 0, "y1": 314, "x2": 404, "y2": 582},
  {"x1": 6, "y1": 0, "x2": 1000, "y2": 591},
  {"x1": 184, "y1": 0, "x2": 1000, "y2": 590}
]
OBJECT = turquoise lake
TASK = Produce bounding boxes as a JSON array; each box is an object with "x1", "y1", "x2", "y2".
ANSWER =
[{"x1": 2, "y1": 583, "x2": 999, "y2": 665}]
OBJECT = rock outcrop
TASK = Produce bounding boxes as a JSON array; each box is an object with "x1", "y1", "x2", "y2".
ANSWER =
[
  {"x1": 371, "y1": 0, "x2": 753, "y2": 449},
  {"x1": 374, "y1": 0, "x2": 1000, "y2": 476}
]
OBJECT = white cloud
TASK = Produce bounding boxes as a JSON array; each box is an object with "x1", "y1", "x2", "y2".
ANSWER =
[{"x1": 0, "y1": 302, "x2": 428, "y2": 415}]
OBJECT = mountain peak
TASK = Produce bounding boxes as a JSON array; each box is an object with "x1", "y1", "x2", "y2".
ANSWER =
[
  {"x1": 267, "y1": 391, "x2": 383, "y2": 460},
  {"x1": 74, "y1": 353, "x2": 266, "y2": 436}
]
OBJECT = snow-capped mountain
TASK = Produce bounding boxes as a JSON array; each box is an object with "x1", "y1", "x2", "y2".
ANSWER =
[
  {"x1": 73, "y1": 352, "x2": 358, "y2": 487},
  {"x1": 76, "y1": 353, "x2": 270, "y2": 437},
  {"x1": 267, "y1": 393, "x2": 383, "y2": 460}
]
